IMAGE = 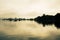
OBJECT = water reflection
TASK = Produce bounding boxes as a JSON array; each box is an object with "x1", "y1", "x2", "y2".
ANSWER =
[{"x1": 0, "y1": 20, "x2": 60, "y2": 40}]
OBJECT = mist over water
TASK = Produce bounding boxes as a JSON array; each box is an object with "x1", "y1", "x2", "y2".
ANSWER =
[
  {"x1": 0, "y1": 13, "x2": 60, "y2": 40},
  {"x1": 0, "y1": 0, "x2": 60, "y2": 40},
  {"x1": 0, "y1": 20, "x2": 60, "y2": 40}
]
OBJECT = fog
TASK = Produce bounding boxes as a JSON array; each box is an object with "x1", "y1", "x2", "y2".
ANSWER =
[
  {"x1": 0, "y1": 0, "x2": 60, "y2": 18},
  {"x1": 0, "y1": 14, "x2": 60, "y2": 40},
  {"x1": 0, "y1": 0, "x2": 60, "y2": 40}
]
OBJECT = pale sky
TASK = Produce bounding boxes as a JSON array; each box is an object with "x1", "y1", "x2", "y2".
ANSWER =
[{"x1": 0, "y1": 0, "x2": 60, "y2": 18}]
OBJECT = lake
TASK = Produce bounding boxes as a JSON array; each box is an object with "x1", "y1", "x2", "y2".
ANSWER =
[{"x1": 0, "y1": 20, "x2": 60, "y2": 40}]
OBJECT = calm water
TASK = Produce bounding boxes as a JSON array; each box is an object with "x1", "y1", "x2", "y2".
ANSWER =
[{"x1": 0, "y1": 20, "x2": 60, "y2": 40}]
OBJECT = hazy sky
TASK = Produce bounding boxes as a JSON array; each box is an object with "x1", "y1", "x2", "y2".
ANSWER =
[{"x1": 0, "y1": 0, "x2": 60, "y2": 18}]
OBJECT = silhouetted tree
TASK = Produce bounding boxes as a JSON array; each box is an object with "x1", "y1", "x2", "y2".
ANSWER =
[
  {"x1": 55, "y1": 13, "x2": 60, "y2": 28},
  {"x1": 2, "y1": 13, "x2": 60, "y2": 28}
]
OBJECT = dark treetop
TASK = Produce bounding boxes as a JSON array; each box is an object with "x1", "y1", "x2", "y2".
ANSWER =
[{"x1": 2, "y1": 13, "x2": 60, "y2": 28}]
